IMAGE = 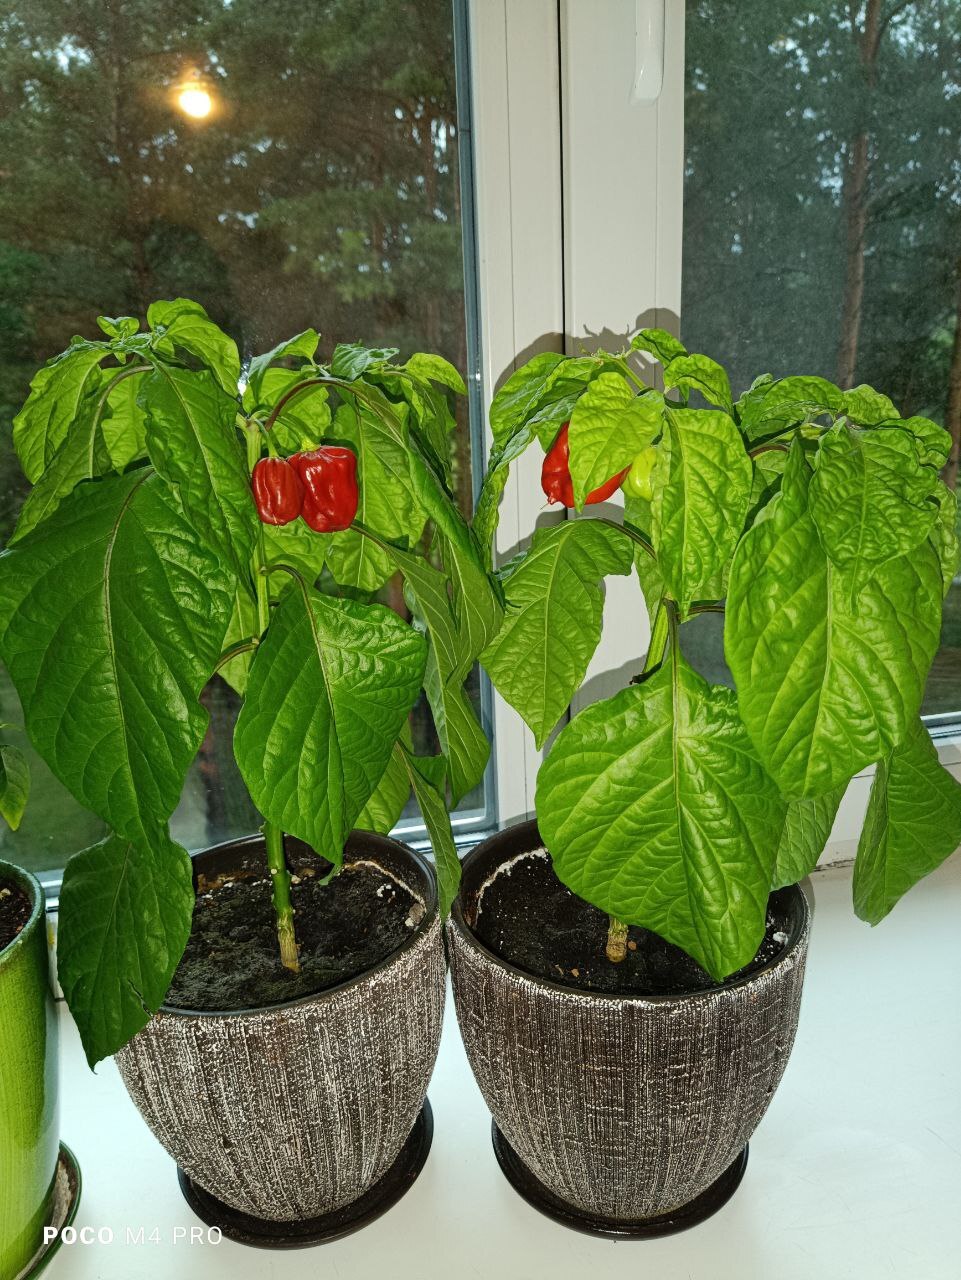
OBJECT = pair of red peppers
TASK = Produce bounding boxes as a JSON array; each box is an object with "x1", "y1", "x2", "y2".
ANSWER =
[
  {"x1": 541, "y1": 423, "x2": 628, "y2": 508},
  {"x1": 252, "y1": 447, "x2": 358, "y2": 532}
]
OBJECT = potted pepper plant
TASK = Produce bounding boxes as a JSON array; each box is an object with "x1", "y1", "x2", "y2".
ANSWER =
[
  {"x1": 448, "y1": 329, "x2": 961, "y2": 1236},
  {"x1": 0, "y1": 301, "x2": 500, "y2": 1244}
]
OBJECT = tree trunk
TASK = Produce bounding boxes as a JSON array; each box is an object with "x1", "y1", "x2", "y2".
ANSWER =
[
  {"x1": 836, "y1": 0, "x2": 883, "y2": 389},
  {"x1": 944, "y1": 257, "x2": 961, "y2": 492}
]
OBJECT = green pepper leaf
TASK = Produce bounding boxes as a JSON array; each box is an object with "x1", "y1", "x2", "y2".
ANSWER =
[
  {"x1": 809, "y1": 423, "x2": 940, "y2": 604},
  {"x1": 481, "y1": 520, "x2": 633, "y2": 748},
  {"x1": 384, "y1": 541, "x2": 491, "y2": 805},
  {"x1": 842, "y1": 385, "x2": 899, "y2": 426},
  {"x1": 899, "y1": 416, "x2": 952, "y2": 469},
  {"x1": 142, "y1": 366, "x2": 257, "y2": 578},
  {"x1": 725, "y1": 443, "x2": 942, "y2": 798},
  {"x1": 403, "y1": 352, "x2": 466, "y2": 396},
  {"x1": 400, "y1": 744, "x2": 461, "y2": 916},
  {"x1": 97, "y1": 316, "x2": 140, "y2": 340},
  {"x1": 0, "y1": 471, "x2": 232, "y2": 842},
  {"x1": 771, "y1": 786, "x2": 846, "y2": 889},
  {"x1": 473, "y1": 424, "x2": 536, "y2": 568},
  {"x1": 930, "y1": 482, "x2": 960, "y2": 598},
  {"x1": 567, "y1": 373, "x2": 662, "y2": 508},
  {"x1": 252, "y1": 369, "x2": 332, "y2": 454},
  {"x1": 325, "y1": 400, "x2": 426, "y2": 592},
  {"x1": 101, "y1": 369, "x2": 149, "y2": 470},
  {"x1": 147, "y1": 299, "x2": 240, "y2": 397},
  {"x1": 12, "y1": 340, "x2": 111, "y2": 482},
  {"x1": 489, "y1": 352, "x2": 568, "y2": 447},
  {"x1": 736, "y1": 375, "x2": 843, "y2": 442},
  {"x1": 246, "y1": 330, "x2": 319, "y2": 401},
  {"x1": 356, "y1": 744, "x2": 411, "y2": 833},
  {"x1": 0, "y1": 741, "x2": 29, "y2": 830},
  {"x1": 651, "y1": 407, "x2": 752, "y2": 611},
  {"x1": 663, "y1": 353, "x2": 734, "y2": 414},
  {"x1": 57, "y1": 829, "x2": 194, "y2": 1067},
  {"x1": 630, "y1": 328, "x2": 686, "y2": 366},
  {"x1": 536, "y1": 652, "x2": 785, "y2": 980},
  {"x1": 330, "y1": 342, "x2": 399, "y2": 381},
  {"x1": 853, "y1": 719, "x2": 961, "y2": 925},
  {"x1": 234, "y1": 583, "x2": 427, "y2": 866}
]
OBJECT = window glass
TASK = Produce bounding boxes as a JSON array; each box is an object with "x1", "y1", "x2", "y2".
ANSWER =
[
  {"x1": 682, "y1": 0, "x2": 960, "y2": 716},
  {"x1": 0, "y1": 0, "x2": 487, "y2": 876}
]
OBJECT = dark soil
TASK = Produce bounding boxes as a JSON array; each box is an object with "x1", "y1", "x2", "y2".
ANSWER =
[
  {"x1": 165, "y1": 862, "x2": 422, "y2": 1012},
  {"x1": 473, "y1": 852, "x2": 790, "y2": 997},
  {"x1": 0, "y1": 879, "x2": 32, "y2": 953}
]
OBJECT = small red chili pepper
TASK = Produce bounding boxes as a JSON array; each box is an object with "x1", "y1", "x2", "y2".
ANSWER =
[
  {"x1": 252, "y1": 457, "x2": 304, "y2": 526},
  {"x1": 541, "y1": 423, "x2": 629, "y2": 507},
  {"x1": 291, "y1": 446, "x2": 359, "y2": 532}
]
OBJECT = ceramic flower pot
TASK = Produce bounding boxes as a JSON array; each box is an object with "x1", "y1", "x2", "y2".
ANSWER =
[
  {"x1": 447, "y1": 820, "x2": 812, "y2": 1237},
  {"x1": 0, "y1": 860, "x2": 60, "y2": 1280},
  {"x1": 115, "y1": 831, "x2": 445, "y2": 1246}
]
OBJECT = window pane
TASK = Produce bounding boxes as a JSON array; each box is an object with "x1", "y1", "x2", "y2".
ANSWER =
[
  {"x1": 682, "y1": 1, "x2": 960, "y2": 715},
  {"x1": 0, "y1": 0, "x2": 488, "y2": 875}
]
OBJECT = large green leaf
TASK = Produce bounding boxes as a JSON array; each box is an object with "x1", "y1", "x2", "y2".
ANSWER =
[
  {"x1": 473, "y1": 424, "x2": 536, "y2": 568},
  {"x1": 0, "y1": 471, "x2": 232, "y2": 841},
  {"x1": 771, "y1": 786, "x2": 846, "y2": 889},
  {"x1": 631, "y1": 328, "x2": 686, "y2": 366},
  {"x1": 325, "y1": 400, "x2": 426, "y2": 592},
  {"x1": 853, "y1": 719, "x2": 961, "y2": 925},
  {"x1": 536, "y1": 653, "x2": 785, "y2": 980},
  {"x1": 725, "y1": 444, "x2": 942, "y2": 798},
  {"x1": 736, "y1": 375, "x2": 843, "y2": 442},
  {"x1": 101, "y1": 369, "x2": 149, "y2": 470},
  {"x1": 930, "y1": 482, "x2": 959, "y2": 598},
  {"x1": 663, "y1": 353, "x2": 734, "y2": 414},
  {"x1": 218, "y1": 584, "x2": 260, "y2": 697},
  {"x1": 142, "y1": 366, "x2": 257, "y2": 577},
  {"x1": 57, "y1": 830, "x2": 194, "y2": 1067},
  {"x1": 233, "y1": 583, "x2": 427, "y2": 865},
  {"x1": 386, "y1": 540, "x2": 491, "y2": 804},
  {"x1": 0, "y1": 741, "x2": 29, "y2": 830},
  {"x1": 481, "y1": 520, "x2": 633, "y2": 748},
  {"x1": 252, "y1": 370, "x2": 332, "y2": 454},
  {"x1": 246, "y1": 329, "x2": 319, "y2": 401},
  {"x1": 401, "y1": 745, "x2": 461, "y2": 916},
  {"x1": 651, "y1": 407, "x2": 752, "y2": 610},
  {"x1": 842, "y1": 385, "x2": 899, "y2": 426},
  {"x1": 147, "y1": 298, "x2": 240, "y2": 396},
  {"x1": 330, "y1": 342, "x2": 398, "y2": 381},
  {"x1": 489, "y1": 352, "x2": 567, "y2": 447},
  {"x1": 567, "y1": 373, "x2": 662, "y2": 508},
  {"x1": 900, "y1": 415, "x2": 952, "y2": 469},
  {"x1": 810, "y1": 423, "x2": 939, "y2": 604},
  {"x1": 356, "y1": 744, "x2": 411, "y2": 833},
  {"x1": 403, "y1": 352, "x2": 466, "y2": 395},
  {"x1": 13, "y1": 341, "x2": 109, "y2": 482}
]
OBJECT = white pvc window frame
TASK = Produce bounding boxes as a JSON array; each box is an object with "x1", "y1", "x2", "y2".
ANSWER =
[{"x1": 468, "y1": 0, "x2": 961, "y2": 855}]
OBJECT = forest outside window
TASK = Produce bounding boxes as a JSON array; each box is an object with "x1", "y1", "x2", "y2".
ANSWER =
[{"x1": 681, "y1": 0, "x2": 961, "y2": 719}]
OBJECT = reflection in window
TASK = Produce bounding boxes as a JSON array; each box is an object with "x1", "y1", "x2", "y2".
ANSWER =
[
  {"x1": 682, "y1": 0, "x2": 961, "y2": 715},
  {"x1": 0, "y1": 0, "x2": 485, "y2": 874}
]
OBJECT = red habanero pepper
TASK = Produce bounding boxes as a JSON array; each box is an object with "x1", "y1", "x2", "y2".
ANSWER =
[
  {"x1": 540, "y1": 423, "x2": 629, "y2": 507},
  {"x1": 290, "y1": 446, "x2": 359, "y2": 532},
  {"x1": 251, "y1": 457, "x2": 304, "y2": 526}
]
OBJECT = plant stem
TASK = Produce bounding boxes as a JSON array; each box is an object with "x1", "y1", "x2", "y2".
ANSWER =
[
  {"x1": 244, "y1": 420, "x2": 300, "y2": 972},
  {"x1": 264, "y1": 821, "x2": 299, "y2": 973},
  {"x1": 606, "y1": 917, "x2": 629, "y2": 963},
  {"x1": 644, "y1": 600, "x2": 671, "y2": 672}
]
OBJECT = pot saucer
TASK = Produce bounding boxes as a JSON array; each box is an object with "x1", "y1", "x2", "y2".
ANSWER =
[
  {"x1": 492, "y1": 1123, "x2": 748, "y2": 1239},
  {"x1": 14, "y1": 1143, "x2": 82, "y2": 1280},
  {"x1": 177, "y1": 1099, "x2": 433, "y2": 1248}
]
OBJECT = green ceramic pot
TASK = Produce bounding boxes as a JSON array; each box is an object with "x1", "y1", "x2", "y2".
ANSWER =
[{"x1": 0, "y1": 861, "x2": 58, "y2": 1280}]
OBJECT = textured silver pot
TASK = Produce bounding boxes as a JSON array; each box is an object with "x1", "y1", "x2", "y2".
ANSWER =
[
  {"x1": 448, "y1": 820, "x2": 811, "y2": 1234},
  {"x1": 116, "y1": 831, "x2": 445, "y2": 1230}
]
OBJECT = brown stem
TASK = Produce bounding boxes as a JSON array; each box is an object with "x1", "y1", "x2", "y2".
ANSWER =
[{"x1": 606, "y1": 917, "x2": 629, "y2": 964}]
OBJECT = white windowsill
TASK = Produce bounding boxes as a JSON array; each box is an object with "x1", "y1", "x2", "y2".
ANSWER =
[{"x1": 48, "y1": 857, "x2": 961, "y2": 1280}]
